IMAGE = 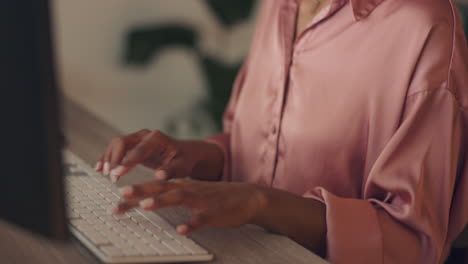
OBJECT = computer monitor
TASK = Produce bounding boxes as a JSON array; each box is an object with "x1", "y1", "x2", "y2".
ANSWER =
[{"x1": 0, "y1": 0, "x2": 68, "y2": 240}]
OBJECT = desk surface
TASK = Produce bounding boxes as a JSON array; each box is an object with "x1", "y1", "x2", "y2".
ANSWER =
[{"x1": 0, "y1": 100, "x2": 328, "y2": 264}]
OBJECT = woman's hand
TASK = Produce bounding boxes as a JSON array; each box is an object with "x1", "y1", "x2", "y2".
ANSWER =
[
  {"x1": 95, "y1": 129, "x2": 224, "y2": 182},
  {"x1": 114, "y1": 178, "x2": 267, "y2": 235}
]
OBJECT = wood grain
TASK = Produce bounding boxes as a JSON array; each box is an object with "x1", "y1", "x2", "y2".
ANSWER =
[{"x1": 0, "y1": 99, "x2": 328, "y2": 264}]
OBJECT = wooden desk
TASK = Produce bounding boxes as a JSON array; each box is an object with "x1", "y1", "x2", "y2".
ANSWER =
[{"x1": 0, "y1": 100, "x2": 328, "y2": 264}]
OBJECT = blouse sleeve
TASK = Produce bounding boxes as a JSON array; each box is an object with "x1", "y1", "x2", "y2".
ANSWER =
[
  {"x1": 306, "y1": 21, "x2": 468, "y2": 264},
  {"x1": 311, "y1": 88, "x2": 465, "y2": 263}
]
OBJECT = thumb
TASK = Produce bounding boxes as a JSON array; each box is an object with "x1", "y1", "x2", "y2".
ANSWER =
[
  {"x1": 176, "y1": 210, "x2": 213, "y2": 235},
  {"x1": 154, "y1": 159, "x2": 190, "y2": 180}
]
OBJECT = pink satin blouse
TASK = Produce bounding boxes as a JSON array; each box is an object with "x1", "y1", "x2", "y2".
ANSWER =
[{"x1": 207, "y1": 0, "x2": 468, "y2": 263}]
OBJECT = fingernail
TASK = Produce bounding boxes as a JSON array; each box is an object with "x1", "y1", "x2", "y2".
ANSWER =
[
  {"x1": 111, "y1": 165, "x2": 126, "y2": 175},
  {"x1": 139, "y1": 198, "x2": 155, "y2": 209},
  {"x1": 110, "y1": 173, "x2": 118, "y2": 183},
  {"x1": 103, "y1": 162, "x2": 110, "y2": 175},
  {"x1": 94, "y1": 161, "x2": 102, "y2": 171},
  {"x1": 155, "y1": 170, "x2": 167, "y2": 180},
  {"x1": 176, "y1": 224, "x2": 189, "y2": 235},
  {"x1": 110, "y1": 165, "x2": 126, "y2": 182},
  {"x1": 118, "y1": 186, "x2": 133, "y2": 197}
]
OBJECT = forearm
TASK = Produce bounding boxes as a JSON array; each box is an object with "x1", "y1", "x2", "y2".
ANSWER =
[
  {"x1": 181, "y1": 140, "x2": 224, "y2": 182},
  {"x1": 253, "y1": 187, "x2": 327, "y2": 256}
]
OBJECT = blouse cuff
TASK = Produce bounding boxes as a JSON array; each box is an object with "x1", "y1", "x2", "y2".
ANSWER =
[
  {"x1": 204, "y1": 133, "x2": 231, "y2": 182},
  {"x1": 304, "y1": 188, "x2": 383, "y2": 264}
]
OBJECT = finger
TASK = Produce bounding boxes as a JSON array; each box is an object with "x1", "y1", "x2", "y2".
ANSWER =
[
  {"x1": 102, "y1": 129, "x2": 150, "y2": 176},
  {"x1": 112, "y1": 199, "x2": 140, "y2": 215},
  {"x1": 154, "y1": 170, "x2": 168, "y2": 181},
  {"x1": 102, "y1": 145, "x2": 113, "y2": 176},
  {"x1": 118, "y1": 181, "x2": 177, "y2": 200},
  {"x1": 154, "y1": 159, "x2": 188, "y2": 180},
  {"x1": 109, "y1": 165, "x2": 130, "y2": 183},
  {"x1": 139, "y1": 189, "x2": 193, "y2": 210},
  {"x1": 178, "y1": 210, "x2": 215, "y2": 235},
  {"x1": 121, "y1": 133, "x2": 156, "y2": 168},
  {"x1": 109, "y1": 129, "x2": 150, "y2": 171},
  {"x1": 94, "y1": 155, "x2": 104, "y2": 172},
  {"x1": 124, "y1": 129, "x2": 151, "y2": 146},
  {"x1": 122, "y1": 130, "x2": 171, "y2": 168},
  {"x1": 108, "y1": 137, "x2": 126, "y2": 170}
]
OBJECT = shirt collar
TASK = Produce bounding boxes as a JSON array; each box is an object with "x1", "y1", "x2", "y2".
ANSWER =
[
  {"x1": 350, "y1": 0, "x2": 385, "y2": 20},
  {"x1": 291, "y1": 0, "x2": 385, "y2": 21}
]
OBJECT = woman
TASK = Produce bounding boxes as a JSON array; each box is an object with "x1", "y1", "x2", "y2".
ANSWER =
[{"x1": 96, "y1": 0, "x2": 468, "y2": 263}]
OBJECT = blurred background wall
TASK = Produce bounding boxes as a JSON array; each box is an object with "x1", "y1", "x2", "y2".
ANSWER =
[{"x1": 53, "y1": 0, "x2": 259, "y2": 138}]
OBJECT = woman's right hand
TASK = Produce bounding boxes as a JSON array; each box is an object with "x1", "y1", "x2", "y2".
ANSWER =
[{"x1": 95, "y1": 129, "x2": 224, "y2": 183}]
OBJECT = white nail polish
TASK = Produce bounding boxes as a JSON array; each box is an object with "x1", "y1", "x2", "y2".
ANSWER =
[
  {"x1": 155, "y1": 170, "x2": 167, "y2": 180},
  {"x1": 103, "y1": 162, "x2": 110, "y2": 175},
  {"x1": 118, "y1": 186, "x2": 133, "y2": 196},
  {"x1": 110, "y1": 166, "x2": 124, "y2": 182},
  {"x1": 139, "y1": 198, "x2": 154, "y2": 209},
  {"x1": 176, "y1": 224, "x2": 188, "y2": 235},
  {"x1": 110, "y1": 173, "x2": 118, "y2": 183},
  {"x1": 110, "y1": 165, "x2": 126, "y2": 177},
  {"x1": 94, "y1": 161, "x2": 102, "y2": 171}
]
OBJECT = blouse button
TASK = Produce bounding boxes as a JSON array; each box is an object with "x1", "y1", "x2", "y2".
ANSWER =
[{"x1": 272, "y1": 125, "x2": 278, "y2": 134}]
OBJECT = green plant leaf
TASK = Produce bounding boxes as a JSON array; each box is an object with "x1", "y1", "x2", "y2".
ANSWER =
[
  {"x1": 204, "y1": 0, "x2": 256, "y2": 28},
  {"x1": 199, "y1": 55, "x2": 242, "y2": 130},
  {"x1": 123, "y1": 24, "x2": 199, "y2": 66}
]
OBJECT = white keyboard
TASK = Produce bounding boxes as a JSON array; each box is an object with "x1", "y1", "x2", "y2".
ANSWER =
[{"x1": 64, "y1": 152, "x2": 213, "y2": 263}]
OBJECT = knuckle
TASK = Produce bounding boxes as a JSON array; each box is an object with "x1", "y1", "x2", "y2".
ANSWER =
[
  {"x1": 110, "y1": 136, "x2": 124, "y2": 145},
  {"x1": 151, "y1": 130, "x2": 171, "y2": 142},
  {"x1": 134, "y1": 144, "x2": 147, "y2": 154},
  {"x1": 150, "y1": 130, "x2": 163, "y2": 138},
  {"x1": 172, "y1": 189, "x2": 186, "y2": 201},
  {"x1": 168, "y1": 143, "x2": 179, "y2": 155}
]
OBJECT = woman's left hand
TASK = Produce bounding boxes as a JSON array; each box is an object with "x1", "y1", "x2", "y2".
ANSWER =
[{"x1": 114, "y1": 179, "x2": 267, "y2": 235}]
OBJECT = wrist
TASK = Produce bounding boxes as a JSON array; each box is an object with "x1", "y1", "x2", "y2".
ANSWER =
[{"x1": 250, "y1": 185, "x2": 270, "y2": 226}]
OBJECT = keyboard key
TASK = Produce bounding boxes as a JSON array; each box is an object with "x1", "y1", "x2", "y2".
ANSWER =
[
  {"x1": 119, "y1": 218, "x2": 134, "y2": 226},
  {"x1": 80, "y1": 212, "x2": 97, "y2": 220},
  {"x1": 179, "y1": 238, "x2": 209, "y2": 255},
  {"x1": 70, "y1": 219, "x2": 93, "y2": 231},
  {"x1": 111, "y1": 239, "x2": 129, "y2": 249},
  {"x1": 125, "y1": 233, "x2": 142, "y2": 242},
  {"x1": 92, "y1": 209, "x2": 107, "y2": 216},
  {"x1": 85, "y1": 217, "x2": 101, "y2": 225},
  {"x1": 99, "y1": 215, "x2": 118, "y2": 222},
  {"x1": 86, "y1": 233, "x2": 109, "y2": 245},
  {"x1": 138, "y1": 245, "x2": 158, "y2": 256},
  {"x1": 162, "y1": 239, "x2": 191, "y2": 255},
  {"x1": 122, "y1": 247, "x2": 141, "y2": 256},
  {"x1": 100, "y1": 246, "x2": 124, "y2": 257},
  {"x1": 139, "y1": 220, "x2": 157, "y2": 230},
  {"x1": 92, "y1": 223, "x2": 108, "y2": 231},
  {"x1": 149, "y1": 241, "x2": 175, "y2": 256},
  {"x1": 131, "y1": 215, "x2": 147, "y2": 223},
  {"x1": 126, "y1": 211, "x2": 141, "y2": 217}
]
